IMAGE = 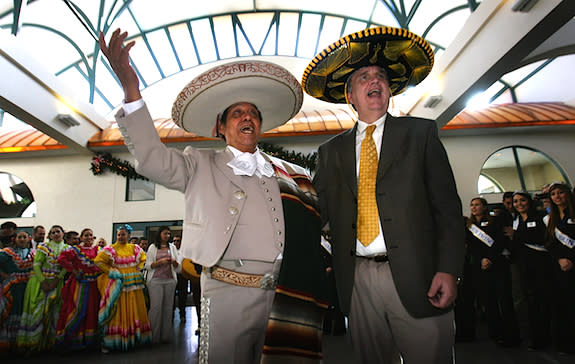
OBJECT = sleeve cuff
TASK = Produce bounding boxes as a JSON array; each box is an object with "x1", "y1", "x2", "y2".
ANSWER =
[{"x1": 123, "y1": 98, "x2": 145, "y2": 115}]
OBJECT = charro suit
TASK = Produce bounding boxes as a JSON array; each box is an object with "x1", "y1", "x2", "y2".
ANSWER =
[
  {"x1": 116, "y1": 104, "x2": 287, "y2": 268},
  {"x1": 314, "y1": 113, "x2": 464, "y2": 318}
]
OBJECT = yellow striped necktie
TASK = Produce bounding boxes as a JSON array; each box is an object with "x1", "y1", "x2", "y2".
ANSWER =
[{"x1": 357, "y1": 125, "x2": 379, "y2": 247}]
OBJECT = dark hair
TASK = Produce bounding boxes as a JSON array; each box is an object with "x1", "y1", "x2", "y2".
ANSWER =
[
  {"x1": 80, "y1": 228, "x2": 92, "y2": 236},
  {"x1": 1, "y1": 221, "x2": 17, "y2": 230},
  {"x1": 546, "y1": 183, "x2": 575, "y2": 238},
  {"x1": 502, "y1": 191, "x2": 514, "y2": 200},
  {"x1": 49, "y1": 225, "x2": 65, "y2": 241},
  {"x1": 64, "y1": 231, "x2": 79, "y2": 244},
  {"x1": 216, "y1": 102, "x2": 263, "y2": 140},
  {"x1": 33, "y1": 225, "x2": 45, "y2": 233},
  {"x1": 116, "y1": 224, "x2": 133, "y2": 234},
  {"x1": 153, "y1": 226, "x2": 172, "y2": 249},
  {"x1": 512, "y1": 191, "x2": 536, "y2": 215}
]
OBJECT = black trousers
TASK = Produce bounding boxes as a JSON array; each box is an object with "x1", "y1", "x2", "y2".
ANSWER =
[
  {"x1": 554, "y1": 267, "x2": 575, "y2": 353},
  {"x1": 477, "y1": 258, "x2": 520, "y2": 345},
  {"x1": 518, "y1": 248, "x2": 554, "y2": 348},
  {"x1": 455, "y1": 254, "x2": 476, "y2": 340}
]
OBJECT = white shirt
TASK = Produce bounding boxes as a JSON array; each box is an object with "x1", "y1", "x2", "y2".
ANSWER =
[
  {"x1": 355, "y1": 114, "x2": 387, "y2": 256},
  {"x1": 226, "y1": 146, "x2": 274, "y2": 178}
]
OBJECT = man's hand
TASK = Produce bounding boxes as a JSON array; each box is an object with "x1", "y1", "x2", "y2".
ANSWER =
[
  {"x1": 503, "y1": 226, "x2": 514, "y2": 240},
  {"x1": 99, "y1": 29, "x2": 142, "y2": 102},
  {"x1": 41, "y1": 278, "x2": 58, "y2": 292},
  {"x1": 427, "y1": 272, "x2": 457, "y2": 309},
  {"x1": 559, "y1": 258, "x2": 573, "y2": 272},
  {"x1": 481, "y1": 257, "x2": 492, "y2": 271}
]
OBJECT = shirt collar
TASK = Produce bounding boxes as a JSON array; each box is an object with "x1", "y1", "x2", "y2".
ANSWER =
[
  {"x1": 356, "y1": 113, "x2": 387, "y2": 134},
  {"x1": 226, "y1": 145, "x2": 274, "y2": 178}
]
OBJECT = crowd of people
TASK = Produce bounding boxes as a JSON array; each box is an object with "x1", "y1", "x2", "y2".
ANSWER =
[
  {"x1": 0, "y1": 222, "x2": 198, "y2": 356},
  {"x1": 455, "y1": 183, "x2": 575, "y2": 355}
]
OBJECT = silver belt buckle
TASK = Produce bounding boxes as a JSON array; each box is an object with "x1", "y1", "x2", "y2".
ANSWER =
[{"x1": 260, "y1": 273, "x2": 277, "y2": 290}]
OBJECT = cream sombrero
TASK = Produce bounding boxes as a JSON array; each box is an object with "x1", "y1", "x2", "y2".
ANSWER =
[
  {"x1": 172, "y1": 60, "x2": 303, "y2": 136},
  {"x1": 301, "y1": 26, "x2": 434, "y2": 103}
]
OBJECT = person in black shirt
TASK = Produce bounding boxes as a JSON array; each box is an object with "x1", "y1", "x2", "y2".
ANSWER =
[
  {"x1": 510, "y1": 191, "x2": 553, "y2": 351},
  {"x1": 467, "y1": 197, "x2": 520, "y2": 346},
  {"x1": 546, "y1": 182, "x2": 575, "y2": 354}
]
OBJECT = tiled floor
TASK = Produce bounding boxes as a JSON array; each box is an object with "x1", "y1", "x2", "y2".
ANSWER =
[{"x1": 2, "y1": 306, "x2": 574, "y2": 363}]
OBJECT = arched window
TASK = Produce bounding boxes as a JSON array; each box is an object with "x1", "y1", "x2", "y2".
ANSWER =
[
  {"x1": 478, "y1": 146, "x2": 570, "y2": 194},
  {"x1": 0, "y1": 172, "x2": 36, "y2": 218}
]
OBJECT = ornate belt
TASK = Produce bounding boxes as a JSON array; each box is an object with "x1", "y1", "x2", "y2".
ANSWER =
[{"x1": 206, "y1": 265, "x2": 277, "y2": 290}]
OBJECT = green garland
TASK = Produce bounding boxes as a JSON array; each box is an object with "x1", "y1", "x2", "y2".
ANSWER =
[
  {"x1": 90, "y1": 145, "x2": 317, "y2": 180},
  {"x1": 258, "y1": 142, "x2": 317, "y2": 171},
  {"x1": 90, "y1": 153, "x2": 148, "y2": 180}
]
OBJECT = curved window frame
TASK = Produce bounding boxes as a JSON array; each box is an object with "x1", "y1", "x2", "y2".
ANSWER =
[
  {"x1": 478, "y1": 145, "x2": 571, "y2": 194},
  {"x1": 0, "y1": 171, "x2": 36, "y2": 218}
]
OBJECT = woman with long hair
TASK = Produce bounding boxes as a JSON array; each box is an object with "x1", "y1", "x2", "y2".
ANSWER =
[
  {"x1": 145, "y1": 226, "x2": 180, "y2": 344},
  {"x1": 0, "y1": 231, "x2": 34, "y2": 352},
  {"x1": 546, "y1": 182, "x2": 575, "y2": 354},
  {"x1": 55, "y1": 228, "x2": 101, "y2": 351},
  {"x1": 94, "y1": 224, "x2": 151, "y2": 352},
  {"x1": 509, "y1": 191, "x2": 553, "y2": 350},
  {"x1": 466, "y1": 197, "x2": 520, "y2": 346},
  {"x1": 17, "y1": 225, "x2": 69, "y2": 352}
]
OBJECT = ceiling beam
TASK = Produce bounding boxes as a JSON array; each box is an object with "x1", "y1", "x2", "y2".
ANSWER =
[
  {"x1": 0, "y1": 33, "x2": 108, "y2": 154},
  {"x1": 407, "y1": 0, "x2": 575, "y2": 127},
  {"x1": 518, "y1": 18, "x2": 575, "y2": 67}
]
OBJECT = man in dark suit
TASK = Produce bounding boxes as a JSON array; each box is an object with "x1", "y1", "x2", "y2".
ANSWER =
[{"x1": 303, "y1": 27, "x2": 465, "y2": 363}]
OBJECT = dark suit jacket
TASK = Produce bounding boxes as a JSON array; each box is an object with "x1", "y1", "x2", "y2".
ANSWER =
[{"x1": 314, "y1": 114, "x2": 465, "y2": 318}]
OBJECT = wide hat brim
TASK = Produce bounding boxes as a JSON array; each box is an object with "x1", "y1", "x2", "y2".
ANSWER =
[
  {"x1": 301, "y1": 26, "x2": 434, "y2": 104},
  {"x1": 172, "y1": 60, "x2": 303, "y2": 136}
]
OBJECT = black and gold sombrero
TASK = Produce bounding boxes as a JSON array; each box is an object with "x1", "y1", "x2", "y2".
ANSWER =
[{"x1": 301, "y1": 26, "x2": 434, "y2": 103}]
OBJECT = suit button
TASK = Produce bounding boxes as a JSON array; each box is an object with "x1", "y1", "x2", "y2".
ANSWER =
[
  {"x1": 228, "y1": 207, "x2": 238, "y2": 215},
  {"x1": 349, "y1": 250, "x2": 354, "y2": 256},
  {"x1": 233, "y1": 191, "x2": 246, "y2": 200},
  {"x1": 351, "y1": 223, "x2": 356, "y2": 229}
]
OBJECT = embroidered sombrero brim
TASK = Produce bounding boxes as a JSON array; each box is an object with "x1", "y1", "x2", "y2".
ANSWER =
[
  {"x1": 172, "y1": 60, "x2": 303, "y2": 136},
  {"x1": 301, "y1": 26, "x2": 434, "y2": 104}
]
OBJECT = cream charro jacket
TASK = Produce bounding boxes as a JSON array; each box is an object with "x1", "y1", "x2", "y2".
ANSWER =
[{"x1": 116, "y1": 104, "x2": 308, "y2": 268}]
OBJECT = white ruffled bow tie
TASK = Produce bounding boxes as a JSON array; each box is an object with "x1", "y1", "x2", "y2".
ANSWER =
[{"x1": 227, "y1": 150, "x2": 274, "y2": 178}]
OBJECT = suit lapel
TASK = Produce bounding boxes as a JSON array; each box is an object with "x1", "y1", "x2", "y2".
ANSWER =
[
  {"x1": 214, "y1": 148, "x2": 245, "y2": 188},
  {"x1": 377, "y1": 114, "x2": 405, "y2": 182},
  {"x1": 337, "y1": 125, "x2": 358, "y2": 197}
]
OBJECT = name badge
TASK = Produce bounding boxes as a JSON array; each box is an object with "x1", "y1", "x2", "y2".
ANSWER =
[
  {"x1": 568, "y1": 218, "x2": 575, "y2": 224},
  {"x1": 527, "y1": 221, "x2": 536, "y2": 228},
  {"x1": 481, "y1": 221, "x2": 488, "y2": 227}
]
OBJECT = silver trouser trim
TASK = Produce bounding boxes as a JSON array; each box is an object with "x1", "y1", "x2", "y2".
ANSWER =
[{"x1": 199, "y1": 296, "x2": 210, "y2": 364}]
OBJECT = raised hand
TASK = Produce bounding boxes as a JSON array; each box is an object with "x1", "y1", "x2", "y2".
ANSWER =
[{"x1": 99, "y1": 29, "x2": 142, "y2": 102}]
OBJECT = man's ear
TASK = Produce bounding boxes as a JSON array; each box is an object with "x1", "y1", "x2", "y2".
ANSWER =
[
  {"x1": 217, "y1": 121, "x2": 225, "y2": 138},
  {"x1": 346, "y1": 91, "x2": 353, "y2": 105}
]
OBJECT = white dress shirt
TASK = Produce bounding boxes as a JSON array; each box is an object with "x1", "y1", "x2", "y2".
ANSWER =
[{"x1": 355, "y1": 115, "x2": 387, "y2": 256}]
